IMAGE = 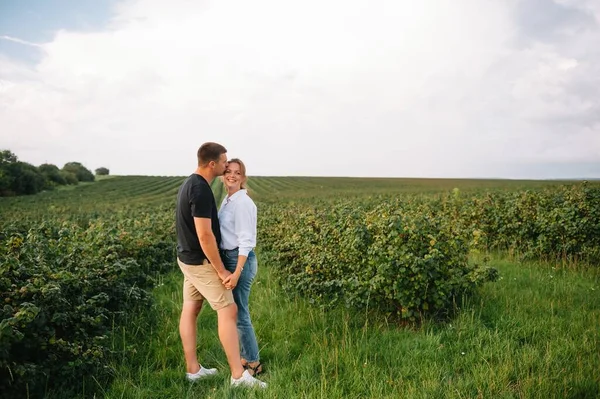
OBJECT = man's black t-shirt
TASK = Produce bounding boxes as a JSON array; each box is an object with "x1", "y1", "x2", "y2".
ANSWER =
[{"x1": 176, "y1": 174, "x2": 221, "y2": 265}]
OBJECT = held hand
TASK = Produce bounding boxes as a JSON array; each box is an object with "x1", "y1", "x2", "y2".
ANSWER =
[
  {"x1": 223, "y1": 272, "x2": 240, "y2": 290},
  {"x1": 218, "y1": 269, "x2": 232, "y2": 282}
]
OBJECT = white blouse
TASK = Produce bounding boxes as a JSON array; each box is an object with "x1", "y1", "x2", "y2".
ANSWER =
[{"x1": 218, "y1": 189, "x2": 257, "y2": 257}]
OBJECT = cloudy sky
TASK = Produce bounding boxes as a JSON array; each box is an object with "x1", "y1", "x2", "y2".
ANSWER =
[{"x1": 1, "y1": 0, "x2": 599, "y2": 178}]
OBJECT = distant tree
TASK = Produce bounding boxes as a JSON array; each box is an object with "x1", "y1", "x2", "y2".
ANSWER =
[
  {"x1": 0, "y1": 151, "x2": 103, "y2": 196},
  {"x1": 1, "y1": 150, "x2": 47, "y2": 195},
  {"x1": 7, "y1": 162, "x2": 46, "y2": 195},
  {"x1": 63, "y1": 162, "x2": 95, "y2": 182},
  {"x1": 0, "y1": 150, "x2": 18, "y2": 195},
  {"x1": 95, "y1": 167, "x2": 110, "y2": 176},
  {"x1": 0, "y1": 169, "x2": 13, "y2": 195},
  {"x1": 60, "y1": 171, "x2": 79, "y2": 185},
  {"x1": 0, "y1": 150, "x2": 18, "y2": 165},
  {"x1": 39, "y1": 163, "x2": 67, "y2": 186}
]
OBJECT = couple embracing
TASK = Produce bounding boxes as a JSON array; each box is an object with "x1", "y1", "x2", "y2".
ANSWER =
[{"x1": 175, "y1": 142, "x2": 266, "y2": 388}]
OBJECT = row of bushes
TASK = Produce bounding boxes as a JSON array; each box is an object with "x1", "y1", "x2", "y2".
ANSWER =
[
  {"x1": 458, "y1": 183, "x2": 600, "y2": 265},
  {"x1": 257, "y1": 183, "x2": 598, "y2": 322},
  {"x1": 0, "y1": 209, "x2": 174, "y2": 398}
]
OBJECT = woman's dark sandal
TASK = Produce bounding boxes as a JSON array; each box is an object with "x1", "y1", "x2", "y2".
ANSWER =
[{"x1": 246, "y1": 362, "x2": 263, "y2": 376}]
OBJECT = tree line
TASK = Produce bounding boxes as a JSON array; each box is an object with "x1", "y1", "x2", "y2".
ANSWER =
[{"x1": 0, "y1": 150, "x2": 109, "y2": 196}]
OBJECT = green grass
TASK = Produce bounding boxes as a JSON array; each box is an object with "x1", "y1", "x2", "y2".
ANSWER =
[
  {"x1": 95, "y1": 175, "x2": 117, "y2": 181},
  {"x1": 99, "y1": 253, "x2": 599, "y2": 399}
]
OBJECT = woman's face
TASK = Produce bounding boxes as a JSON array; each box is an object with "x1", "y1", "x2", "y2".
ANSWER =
[{"x1": 223, "y1": 161, "x2": 244, "y2": 191}]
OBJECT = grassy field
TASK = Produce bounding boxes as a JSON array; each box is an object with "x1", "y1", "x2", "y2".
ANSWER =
[
  {"x1": 102, "y1": 253, "x2": 599, "y2": 398},
  {"x1": 247, "y1": 176, "x2": 584, "y2": 202},
  {"x1": 2, "y1": 176, "x2": 598, "y2": 398}
]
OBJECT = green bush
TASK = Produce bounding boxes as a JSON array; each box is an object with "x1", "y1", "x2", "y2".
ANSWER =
[
  {"x1": 460, "y1": 183, "x2": 600, "y2": 265},
  {"x1": 0, "y1": 158, "x2": 47, "y2": 196},
  {"x1": 0, "y1": 213, "x2": 175, "y2": 397},
  {"x1": 95, "y1": 167, "x2": 110, "y2": 176},
  {"x1": 259, "y1": 196, "x2": 498, "y2": 321},
  {"x1": 39, "y1": 163, "x2": 67, "y2": 187},
  {"x1": 60, "y1": 170, "x2": 79, "y2": 185},
  {"x1": 8, "y1": 163, "x2": 47, "y2": 195},
  {"x1": 63, "y1": 162, "x2": 95, "y2": 182},
  {"x1": 0, "y1": 151, "x2": 99, "y2": 195},
  {"x1": 258, "y1": 184, "x2": 600, "y2": 322}
]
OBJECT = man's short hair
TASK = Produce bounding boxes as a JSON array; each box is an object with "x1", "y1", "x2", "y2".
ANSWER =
[{"x1": 197, "y1": 142, "x2": 227, "y2": 166}]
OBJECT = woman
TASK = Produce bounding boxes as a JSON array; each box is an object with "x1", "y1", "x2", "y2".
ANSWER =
[{"x1": 219, "y1": 158, "x2": 263, "y2": 376}]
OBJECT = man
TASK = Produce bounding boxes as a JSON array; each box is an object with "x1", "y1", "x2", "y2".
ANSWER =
[{"x1": 175, "y1": 142, "x2": 266, "y2": 388}]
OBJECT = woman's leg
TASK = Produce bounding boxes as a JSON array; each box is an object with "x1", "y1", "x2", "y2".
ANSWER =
[
  {"x1": 233, "y1": 252, "x2": 260, "y2": 363},
  {"x1": 223, "y1": 250, "x2": 261, "y2": 364}
]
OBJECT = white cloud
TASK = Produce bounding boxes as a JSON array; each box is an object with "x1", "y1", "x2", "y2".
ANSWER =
[{"x1": 0, "y1": 0, "x2": 598, "y2": 178}]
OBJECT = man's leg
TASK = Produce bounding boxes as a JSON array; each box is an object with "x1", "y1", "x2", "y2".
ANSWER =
[
  {"x1": 180, "y1": 300, "x2": 203, "y2": 373},
  {"x1": 217, "y1": 303, "x2": 245, "y2": 379}
]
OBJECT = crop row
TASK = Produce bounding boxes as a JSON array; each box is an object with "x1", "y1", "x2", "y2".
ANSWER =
[
  {"x1": 258, "y1": 183, "x2": 599, "y2": 322},
  {"x1": 0, "y1": 207, "x2": 175, "y2": 397}
]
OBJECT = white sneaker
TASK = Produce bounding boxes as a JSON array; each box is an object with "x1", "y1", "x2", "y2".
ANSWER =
[
  {"x1": 186, "y1": 366, "x2": 218, "y2": 381},
  {"x1": 230, "y1": 370, "x2": 267, "y2": 389}
]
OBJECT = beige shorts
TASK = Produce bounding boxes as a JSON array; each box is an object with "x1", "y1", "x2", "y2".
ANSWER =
[{"x1": 177, "y1": 258, "x2": 234, "y2": 310}]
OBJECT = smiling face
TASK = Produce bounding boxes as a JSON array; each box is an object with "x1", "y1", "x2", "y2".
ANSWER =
[{"x1": 223, "y1": 160, "x2": 247, "y2": 192}]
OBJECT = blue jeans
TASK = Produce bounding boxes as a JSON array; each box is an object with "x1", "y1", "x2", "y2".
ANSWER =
[{"x1": 221, "y1": 248, "x2": 260, "y2": 362}]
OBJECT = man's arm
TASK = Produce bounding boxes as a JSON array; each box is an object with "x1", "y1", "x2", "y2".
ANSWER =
[{"x1": 194, "y1": 217, "x2": 230, "y2": 281}]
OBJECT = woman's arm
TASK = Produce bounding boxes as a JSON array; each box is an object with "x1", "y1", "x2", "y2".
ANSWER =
[{"x1": 224, "y1": 197, "x2": 257, "y2": 289}]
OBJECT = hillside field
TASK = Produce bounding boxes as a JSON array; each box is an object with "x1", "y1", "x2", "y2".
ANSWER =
[{"x1": 1, "y1": 176, "x2": 598, "y2": 398}]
